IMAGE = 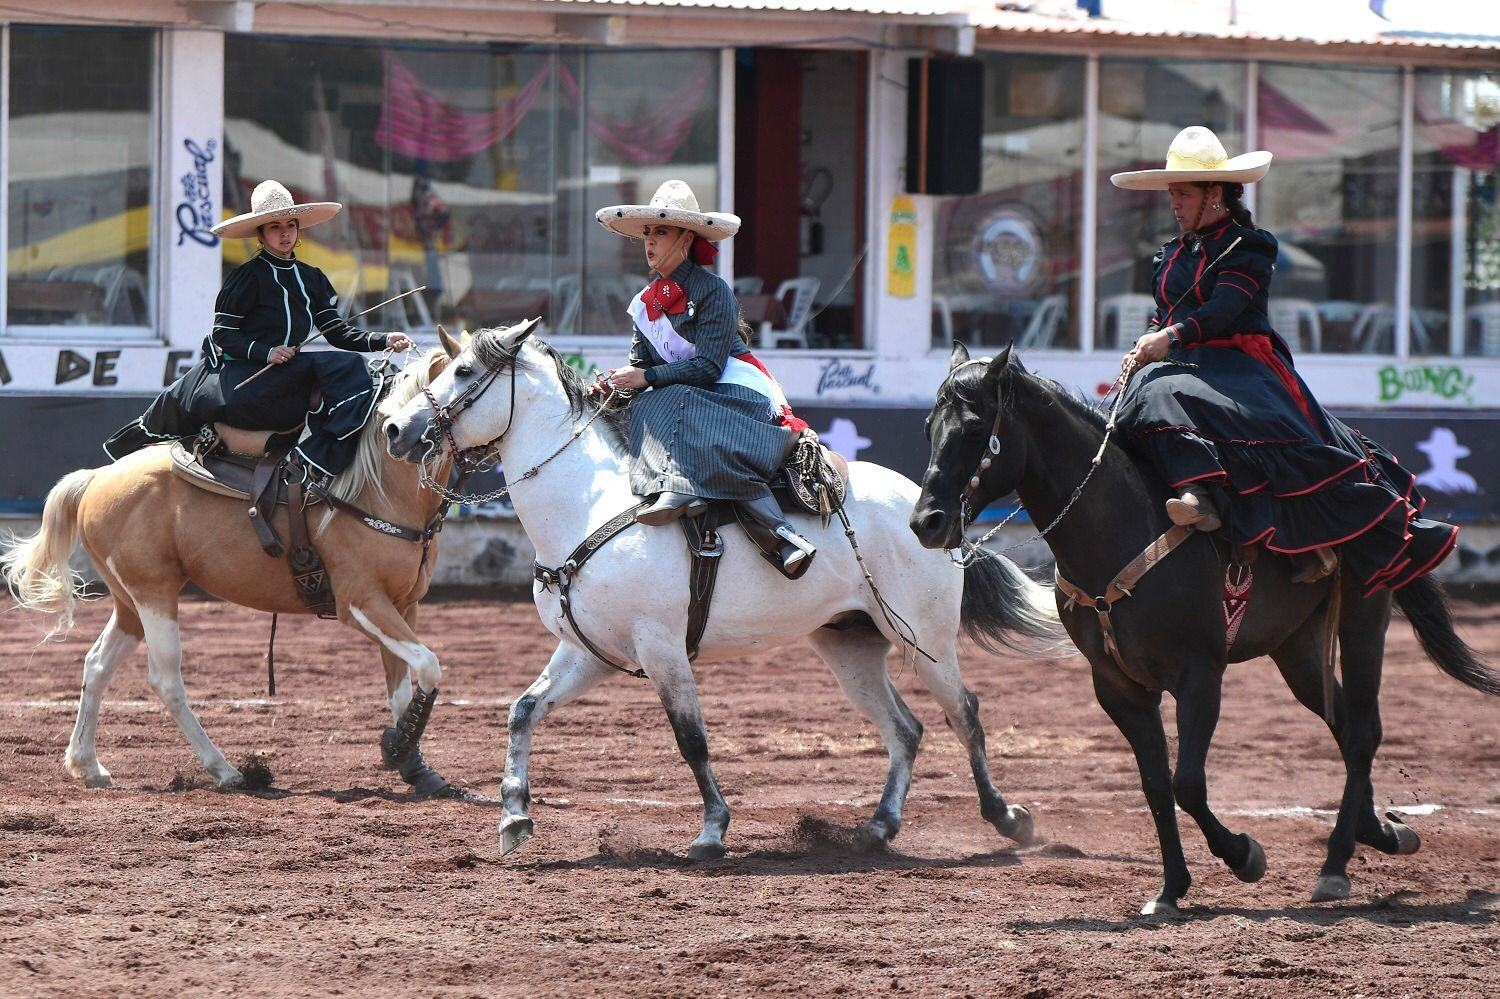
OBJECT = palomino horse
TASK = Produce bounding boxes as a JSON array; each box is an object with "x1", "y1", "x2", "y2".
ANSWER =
[
  {"x1": 911, "y1": 342, "x2": 1500, "y2": 914},
  {"x1": 3, "y1": 344, "x2": 463, "y2": 795},
  {"x1": 383, "y1": 321, "x2": 1059, "y2": 859}
]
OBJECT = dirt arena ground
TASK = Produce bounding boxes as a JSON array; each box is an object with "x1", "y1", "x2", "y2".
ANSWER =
[{"x1": 2, "y1": 591, "x2": 1499, "y2": 998}]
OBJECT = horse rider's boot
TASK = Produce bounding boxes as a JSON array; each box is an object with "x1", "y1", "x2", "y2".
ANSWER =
[
  {"x1": 1291, "y1": 545, "x2": 1340, "y2": 585},
  {"x1": 636, "y1": 491, "x2": 708, "y2": 526},
  {"x1": 285, "y1": 453, "x2": 331, "y2": 496},
  {"x1": 1165, "y1": 485, "x2": 1222, "y2": 532},
  {"x1": 737, "y1": 493, "x2": 817, "y2": 580}
]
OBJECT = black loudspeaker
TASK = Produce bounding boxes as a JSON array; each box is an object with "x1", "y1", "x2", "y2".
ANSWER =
[{"x1": 905, "y1": 57, "x2": 983, "y2": 196}]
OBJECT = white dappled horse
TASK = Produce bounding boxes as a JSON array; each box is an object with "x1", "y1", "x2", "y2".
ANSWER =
[{"x1": 384, "y1": 321, "x2": 1059, "y2": 859}]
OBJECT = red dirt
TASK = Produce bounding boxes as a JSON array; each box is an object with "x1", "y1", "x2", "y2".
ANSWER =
[{"x1": 2, "y1": 594, "x2": 1499, "y2": 997}]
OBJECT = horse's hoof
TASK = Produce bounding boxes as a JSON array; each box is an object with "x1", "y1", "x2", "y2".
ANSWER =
[
  {"x1": 83, "y1": 773, "x2": 114, "y2": 789},
  {"x1": 687, "y1": 840, "x2": 726, "y2": 862},
  {"x1": 1140, "y1": 898, "x2": 1181, "y2": 917},
  {"x1": 1231, "y1": 836, "x2": 1267, "y2": 883},
  {"x1": 216, "y1": 771, "x2": 246, "y2": 790},
  {"x1": 499, "y1": 814, "x2": 534, "y2": 857},
  {"x1": 408, "y1": 768, "x2": 450, "y2": 798},
  {"x1": 1311, "y1": 874, "x2": 1351, "y2": 902},
  {"x1": 855, "y1": 824, "x2": 893, "y2": 854},
  {"x1": 1386, "y1": 812, "x2": 1421, "y2": 856},
  {"x1": 1003, "y1": 805, "x2": 1036, "y2": 846}
]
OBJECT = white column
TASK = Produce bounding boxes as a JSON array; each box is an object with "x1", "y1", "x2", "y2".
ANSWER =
[
  {"x1": 157, "y1": 27, "x2": 225, "y2": 354},
  {"x1": 1080, "y1": 55, "x2": 1098, "y2": 353},
  {"x1": 1243, "y1": 61, "x2": 1258, "y2": 217},
  {"x1": 867, "y1": 49, "x2": 931, "y2": 360},
  {"x1": 716, "y1": 47, "x2": 735, "y2": 283},
  {"x1": 1395, "y1": 66, "x2": 1414, "y2": 359},
  {"x1": 1450, "y1": 166, "x2": 1467, "y2": 356}
]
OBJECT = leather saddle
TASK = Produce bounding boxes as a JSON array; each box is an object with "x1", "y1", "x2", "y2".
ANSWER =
[{"x1": 169, "y1": 420, "x2": 337, "y2": 618}]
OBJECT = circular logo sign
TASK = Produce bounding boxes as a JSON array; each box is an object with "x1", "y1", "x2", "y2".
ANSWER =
[{"x1": 974, "y1": 210, "x2": 1043, "y2": 295}]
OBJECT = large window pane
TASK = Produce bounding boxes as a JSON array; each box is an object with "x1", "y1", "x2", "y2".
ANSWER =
[
  {"x1": 1097, "y1": 60, "x2": 1245, "y2": 350},
  {"x1": 1255, "y1": 64, "x2": 1402, "y2": 354},
  {"x1": 7, "y1": 26, "x2": 154, "y2": 331},
  {"x1": 224, "y1": 38, "x2": 717, "y2": 338},
  {"x1": 932, "y1": 54, "x2": 1085, "y2": 350},
  {"x1": 1411, "y1": 70, "x2": 1500, "y2": 357}
]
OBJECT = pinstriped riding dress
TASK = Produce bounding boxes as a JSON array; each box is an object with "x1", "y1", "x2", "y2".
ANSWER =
[
  {"x1": 626, "y1": 260, "x2": 792, "y2": 502},
  {"x1": 103, "y1": 251, "x2": 393, "y2": 476}
]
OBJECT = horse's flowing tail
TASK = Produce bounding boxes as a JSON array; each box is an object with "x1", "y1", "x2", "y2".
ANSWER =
[
  {"x1": 1395, "y1": 574, "x2": 1500, "y2": 696},
  {"x1": 2, "y1": 467, "x2": 98, "y2": 636},
  {"x1": 960, "y1": 552, "x2": 1061, "y2": 654}
]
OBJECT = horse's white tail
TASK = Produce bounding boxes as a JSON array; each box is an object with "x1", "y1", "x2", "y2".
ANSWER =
[{"x1": 2, "y1": 467, "x2": 98, "y2": 636}]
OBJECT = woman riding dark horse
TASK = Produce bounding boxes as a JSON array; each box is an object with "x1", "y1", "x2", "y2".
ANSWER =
[
  {"x1": 103, "y1": 180, "x2": 414, "y2": 485},
  {"x1": 592, "y1": 180, "x2": 816, "y2": 578},
  {"x1": 1113, "y1": 126, "x2": 1456, "y2": 593},
  {"x1": 909, "y1": 126, "x2": 1499, "y2": 916}
]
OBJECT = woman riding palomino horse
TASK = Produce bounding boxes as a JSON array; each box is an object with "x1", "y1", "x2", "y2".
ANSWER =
[
  {"x1": 103, "y1": 180, "x2": 414, "y2": 486},
  {"x1": 592, "y1": 180, "x2": 817, "y2": 578},
  {"x1": 909, "y1": 127, "x2": 1499, "y2": 915},
  {"x1": 4, "y1": 343, "x2": 464, "y2": 795},
  {"x1": 1114, "y1": 126, "x2": 1456, "y2": 590}
]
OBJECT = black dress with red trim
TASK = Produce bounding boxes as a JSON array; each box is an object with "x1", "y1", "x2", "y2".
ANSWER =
[{"x1": 1118, "y1": 218, "x2": 1457, "y2": 595}]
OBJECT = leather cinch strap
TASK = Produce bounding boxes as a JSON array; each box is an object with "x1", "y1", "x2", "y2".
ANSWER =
[
  {"x1": 535, "y1": 503, "x2": 651, "y2": 678},
  {"x1": 1054, "y1": 524, "x2": 1194, "y2": 691}
]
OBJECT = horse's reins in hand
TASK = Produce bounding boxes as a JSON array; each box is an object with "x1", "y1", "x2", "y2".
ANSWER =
[{"x1": 234, "y1": 285, "x2": 428, "y2": 390}]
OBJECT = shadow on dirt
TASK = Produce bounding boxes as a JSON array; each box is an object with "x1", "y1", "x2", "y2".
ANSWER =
[{"x1": 1005, "y1": 888, "x2": 1500, "y2": 932}]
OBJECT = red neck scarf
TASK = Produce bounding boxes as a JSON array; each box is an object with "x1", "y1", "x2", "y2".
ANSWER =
[{"x1": 643, "y1": 277, "x2": 688, "y2": 321}]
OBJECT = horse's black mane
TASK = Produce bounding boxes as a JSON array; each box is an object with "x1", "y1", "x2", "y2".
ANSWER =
[
  {"x1": 945, "y1": 353, "x2": 1108, "y2": 434},
  {"x1": 472, "y1": 330, "x2": 630, "y2": 453}
]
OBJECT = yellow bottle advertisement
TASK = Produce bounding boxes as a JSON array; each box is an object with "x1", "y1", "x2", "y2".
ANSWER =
[{"x1": 887, "y1": 196, "x2": 917, "y2": 298}]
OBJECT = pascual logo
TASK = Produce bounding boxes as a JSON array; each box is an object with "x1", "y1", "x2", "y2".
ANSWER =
[
  {"x1": 175, "y1": 138, "x2": 218, "y2": 248},
  {"x1": 815, "y1": 359, "x2": 878, "y2": 396},
  {"x1": 1378, "y1": 364, "x2": 1474, "y2": 405}
]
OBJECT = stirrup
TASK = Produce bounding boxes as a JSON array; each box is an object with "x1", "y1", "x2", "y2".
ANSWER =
[
  {"x1": 1165, "y1": 488, "x2": 1221, "y2": 532},
  {"x1": 1292, "y1": 546, "x2": 1339, "y2": 585},
  {"x1": 774, "y1": 525, "x2": 817, "y2": 580}
]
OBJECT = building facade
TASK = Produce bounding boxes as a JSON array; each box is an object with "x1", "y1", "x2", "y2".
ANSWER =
[{"x1": 1, "y1": 0, "x2": 1497, "y2": 571}]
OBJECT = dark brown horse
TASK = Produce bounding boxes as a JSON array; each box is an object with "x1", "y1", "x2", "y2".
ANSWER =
[{"x1": 910, "y1": 342, "x2": 1500, "y2": 915}]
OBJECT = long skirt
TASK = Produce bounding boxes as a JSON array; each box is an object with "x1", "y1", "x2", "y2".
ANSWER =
[
  {"x1": 1119, "y1": 337, "x2": 1457, "y2": 595},
  {"x1": 103, "y1": 350, "x2": 381, "y2": 476},
  {"x1": 627, "y1": 382, "x2": 792, "y2": 502}
]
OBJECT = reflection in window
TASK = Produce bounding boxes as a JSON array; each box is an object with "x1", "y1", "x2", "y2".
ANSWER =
[
  {"x1": 6, "y1": 27, "x2": 154, "y2": 331},
  {"x1": 931, "y1": 54, "x2": 1084, "y2": 351},
  {"x1": 1096, "y1": 60, "x2": 1246, "y2": 350},
  {"x1": 1255, "y1": 64, "x2": 1401, "y2": 354},
  {"x1": 223, "y1": 38, "x2": 718, "y2": 338},
  {"x1": 1411, "y1": 70, "x2": 1500, "y2": 358}
]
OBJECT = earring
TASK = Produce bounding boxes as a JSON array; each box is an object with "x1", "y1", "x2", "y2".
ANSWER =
[{"x1": 1212, "y1": 202, "x2": 1222, "y2": 211}]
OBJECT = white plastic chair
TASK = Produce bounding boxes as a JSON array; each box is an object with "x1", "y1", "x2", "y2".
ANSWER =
[
  {"x1": 760, "y1": 276, "x2": 820, "y2": 349},
  {"x1": 1017, "y1": 294, "x2": 1066, "y2": 350},
  {"x1": 1096, "y1": 293, "x2": 1157, "y2": 349},
  {"x1": 1466, "y1": 302, "x2": 1500, "y2": 356},
  {"x1": 732, "y1": 275, "x2": 763, "y2": 296},
  {"x1": 1350, "y1": 304, "x2": 1431, "y2": 355},
  {"x1": 932, "y1": 294, "x2": 954, "y2": 348},
  {"x1": 1268, "y1": 298, "x2": 1322, "y2": 353}
]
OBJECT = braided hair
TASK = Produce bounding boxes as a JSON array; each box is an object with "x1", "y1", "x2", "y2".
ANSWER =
[{"x1": 1194, "y1": 181, "x2": 1255, "y2": 228}]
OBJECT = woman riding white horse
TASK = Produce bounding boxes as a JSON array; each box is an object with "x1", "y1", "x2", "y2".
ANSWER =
[{"x1": 384, "y1": 319, "x2": 1059, "y2": 859}]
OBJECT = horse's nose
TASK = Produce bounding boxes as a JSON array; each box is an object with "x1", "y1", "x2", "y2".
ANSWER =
[
  {"x1": 384, "y1": 419, "x2": 401, "y2": 445},
  {"x1": 910, "y1": 505, "x2": 950, "y2": 548}
]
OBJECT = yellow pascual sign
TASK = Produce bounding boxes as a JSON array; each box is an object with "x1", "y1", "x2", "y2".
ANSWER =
[{"x1": 887, "y1": 196, "x2": 917, "y2": 298}]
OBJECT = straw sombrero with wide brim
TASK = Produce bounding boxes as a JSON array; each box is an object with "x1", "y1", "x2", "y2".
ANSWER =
[
  {"x1": 1110, "y1": 126, "x2": 1272, "y2": 191},
  {"x1": 212, "y1": 180, "x2": 342, "y2": 240},
  {"x1": 596, "y1": 180, "x2": 740, "y2": 241}
]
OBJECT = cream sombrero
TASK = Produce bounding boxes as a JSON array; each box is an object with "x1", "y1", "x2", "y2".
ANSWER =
[
  {"x1": 212, "y1": 180, "x2": 342, "y2": 240},
  {"x1": 1110, "y1": 126, "x2": 1272, "y2": 191},
  {"x1": 596, "y1": 180, "x2": 740, "y2": 241}
]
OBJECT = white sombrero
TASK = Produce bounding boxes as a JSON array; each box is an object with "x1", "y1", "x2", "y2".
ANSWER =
[
  {"x1": 595, "y1": 180, "x2": 740, "y2": 241},
  {"x1": 1110, "y1": 126, "x2": 1272, "y2": 191},
  {"x1": 212, "y1": 180, "x2": 342, "y2": 240}
]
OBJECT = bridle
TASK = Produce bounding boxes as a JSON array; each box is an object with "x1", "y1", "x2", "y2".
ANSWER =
[
  {"x1": 941, "y1": 354, "x2": 1136, "y2": 566},
  {"x1": 413, "y1": 336, "x2": 618, "y2": 504}
]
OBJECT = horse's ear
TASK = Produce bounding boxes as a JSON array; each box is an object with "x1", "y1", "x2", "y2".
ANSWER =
[
  {"x1": 948, "y1": 340, "x2": 970, "y2": 371},
  {"x1": 500, "y1": 316, "x2": 542, "y2": 353},
  {"x1": 436, "y1": 323, "x2": 461, "y2": 359},
  {"x1": 981, "y1": 342, "x2": 1012, "y2": 392}
]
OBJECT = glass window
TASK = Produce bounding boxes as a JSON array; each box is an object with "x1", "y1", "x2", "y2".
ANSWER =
[
  {"x1": 223, "y1": 37, "x2": 718, "y2": 338},
  {"x1": 1254, "y1": 63, "x2": 1402, "y2": 354},
  {"x1": 1411, "y1": 69, "x2": 1500, "y2": 357},
  {"x1": 932, "y1": 53, "x2": 1085, "y2": 350},
  {"x1": 1096, "y1": 59, "x2": 1246, "y2": 350},
  {"x1": 7, "y1": 26, "x2": 154, "y2": 332}
]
